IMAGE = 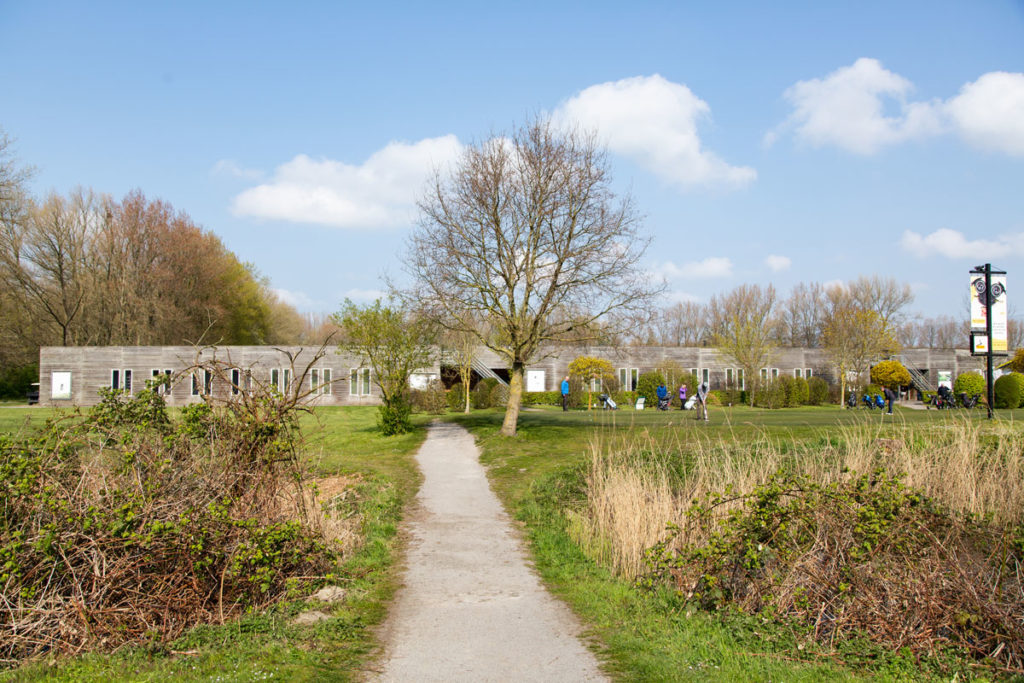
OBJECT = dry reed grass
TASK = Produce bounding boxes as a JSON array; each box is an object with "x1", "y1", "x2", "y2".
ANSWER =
[{"x1": 570, "y1": 418, "x2": 1024, "y2": 580}]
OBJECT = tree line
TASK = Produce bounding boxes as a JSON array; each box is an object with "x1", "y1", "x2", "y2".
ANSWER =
[{"x1": 0, "y1": 131, "x2": 313, "y2": 395}]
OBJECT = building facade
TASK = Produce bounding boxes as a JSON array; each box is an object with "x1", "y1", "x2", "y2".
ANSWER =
[{"x1": 38, "y1": 344, "x2": 980, "y2": 407}]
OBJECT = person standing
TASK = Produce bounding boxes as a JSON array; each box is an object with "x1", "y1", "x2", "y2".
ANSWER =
[
  {"x1": 679, "y1": 383, "x2": 687, "y2": 410},
  {"x1": 696, "y1": 381, "x2": 709, "y2": 421},
  {"x1": 883, "y1": 385, "x2": 897, "y2": 414},
  {"x1": 561, "y1": 375, "x2": 570, "y2": 412}
]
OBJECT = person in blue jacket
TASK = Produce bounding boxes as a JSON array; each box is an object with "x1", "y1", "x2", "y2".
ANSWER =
[{"x1": 561, "y1": 375, "x2": 570, "y2": 411}]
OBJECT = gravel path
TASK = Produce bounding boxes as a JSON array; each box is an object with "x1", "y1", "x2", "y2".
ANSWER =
[{"x1": 372, "y1": 421, "x2": 607, "y2": 682}]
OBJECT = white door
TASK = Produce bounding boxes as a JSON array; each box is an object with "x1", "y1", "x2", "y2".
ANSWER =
[{"x1": 526, "y1": 370, "x2": 546, "y2": 392}]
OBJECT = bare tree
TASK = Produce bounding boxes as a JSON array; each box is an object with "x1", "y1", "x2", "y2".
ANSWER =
[
  {"x1": 822, "y1": 285, "x2": 897, "y2": 403},
  {"x1": 404, "y1": 118, "x2": 656, "y2": 436},
  {"x1": 848, "y1": 275, "x2": 914, "y2": 331},
  {"x1": 709, "y1": 284, "x2": 778, "y2": 404},
  {"x1": 778, "y1": 282, "x2": 826, "y2": 347},
  {"x1": 654, "y1": 301, "x2": 709, "y2": 346}
]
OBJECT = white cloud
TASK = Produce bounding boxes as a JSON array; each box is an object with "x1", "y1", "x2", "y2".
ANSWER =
[
  {"x1": 764, "y1": 254, "x2": 791, "y2": 272},
  {"x1": 231, "y1": 135, "x2": 463, "y2": 228},
  {"x1": 770, "y1": 59, "x2": 1024, "y2": 157},
  {"x1": 900, "y1": 228, "x2": 1024, "y2": 259},
  {"x1": 945, "y1": 72, "x2": 1024, "y2": 155},
  {"x1": 655, "y1": 257, "x2": 733, "y2": 280},
  {"x1": 770, "y1": 58, "x2": 942, "y2": 154},
  {"x1": 272, "y1": 287, "x2": 317, "y2": 311},
  {"x1": 211, "y1": 159, "x2": 264, "y2": 181},
  {"x1": 554, "y1": 74, "x2": 756, "y2": 189}
]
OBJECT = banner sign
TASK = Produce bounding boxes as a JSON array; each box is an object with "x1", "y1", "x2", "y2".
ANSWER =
[{"x1": 970, "y1": 274, "x2": 1007, "y2": 354}]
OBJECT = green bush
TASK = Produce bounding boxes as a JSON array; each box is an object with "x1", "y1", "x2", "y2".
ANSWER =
[
  {"x1": 994, "y1": 372, "x2": 1024, "y2": 409},
  {"x1": 754, "y1": 380, "x2": 787, "y2": 409},
  {"x1": 953, "y1": 372, "x2": 985, "y2": 398},
  {"x1": 472, "y1": 378, "x2": 498, "y2": 409},
  {"x1": 788, "y1": 376, "x2": 810, "y2": 406},
  {"x1": 490, "y1": 383, "x2": 510, "y2": 407},
  {"x1": 807, "y1": 376, "x2": 829, "y2": 405},
  {"x1": 0, "y1": 363, "x2": 37, "y2": 400},
  {"x1": 636, "y1": 372, "x2": 666, "y2": 407},
  {"x1": 522, "y1": 391, "x2": 560, "y2": 405},
  {"x1": 610, "y1": 391, "x2": 638, "y2": 408},
  {"x1": 446, "y1": 381, "x2": 467, "y2": 411},
  {"x1": 378, "y1": 394, "x2": 413, "y2": 435},
  {"x1": 713, "y1": 389, "x2": 743, "y2": 406},
  {"x1": 410, "y1": 380, "x2": 447, "y2": 414}
]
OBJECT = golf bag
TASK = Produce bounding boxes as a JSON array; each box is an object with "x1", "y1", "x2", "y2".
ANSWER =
[{"x1": 599, "y1": 393, "x2": 618, "y2": 410}]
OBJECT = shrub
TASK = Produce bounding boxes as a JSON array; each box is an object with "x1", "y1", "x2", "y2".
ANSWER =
[
  {"x1": 788, "y1": 376, "x2": 809, "y2": 407},
  {"x1": 954, "y1": 371, "x2": 986, "y2": 398},
  {"x1": 807, "y1": 376, "x2": 829, "y2": 405},
  {"x1": 472, "y1": 378, "x2": 498, "y2": 409},
  {"x1": 871, "y1": 359, "x2": 912, "y2": 389},
  {"x1": 0, "y1": 363, "x2": 37, "y2": 400},
  {"x1": 446, "y1": 381, "x2": 467, "y2": 411},
  {"x1": 994, "y1": 372, "x2": 1024, "y2": 409},
  {"x1": 378, "y1": 394, "x2": 413, "y2": 435},
  {"x1": 713, "y1": 389, "x2": 743, "y2": 406},
  {"x1": 410, "y1": 379, "x2": 447, "y2": 414},
  {"x1": 490, "y1": 383, "x2": 509, "y2": 407},
  {"x1": 753, "y1": 380, "x2": 786, "y2": 409},
  {"x1": 635, "y1": 372, "x2": 666, "y2": 407},
  {"x1": 522, "y1": 391, "x2": 560, "y2": 405}
]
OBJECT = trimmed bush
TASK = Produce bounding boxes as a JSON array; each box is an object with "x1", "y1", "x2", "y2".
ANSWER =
[
  {"x1": 788, "y1": 376, "x2": 809, "y2": 407},
  {"x1": 636, "y1": 372, "x2": 666, "y2": 407},
  {"x1": 490, "y1": 383, "x2": 509, "y2": 407},
  {"x1": 953, "y1": 371, "x2": 985, "y2": 398},
  {"x1": 871, "y1": 359, "x2": 912, "y2": 389},
  {"x1": 522, "y1": 391, "x2": 560, "y2": 406},
  {"x1": 807, "y1": 376, "x2": 829, "y2": 405},
  {"x1": 994, "y1": 372, "x2": 1024, "y2": 409},
  {"x1": 446, "y1": 381, "x2": 467, "y2": 411},
  {"x1": 754, "y1": 380, "x2": 786, "y2": 409},
  {"x1": 472, "y1": 378, "x2": 498, "y2": 409},
  {"x1": 411, "y1": 379, "x2": 447, "y2": 414}
]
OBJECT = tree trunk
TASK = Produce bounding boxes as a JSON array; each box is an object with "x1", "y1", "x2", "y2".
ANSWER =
[
  {"x1": 839, "y1": 368, "x2": 847, "y2": 408},
  {"x1": 500, "y1": 362, "x2": 524, "y2": 436}
]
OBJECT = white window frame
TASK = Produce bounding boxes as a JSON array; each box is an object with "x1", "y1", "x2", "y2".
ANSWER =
[
  {"x1": 151, "y1": 368, "x2": 173, "y2": 395},
  {"x1": 111, "y1": 368, "x2": 133, "y2": 394},
  {"x1": 283, "y1": 368, "x2": 292, "y2": 393},
  {"x1": 111, "y1": 369, "x2": 121, "y2": 391},
  {"x1": 617, "y1": 367, "x2": 638, "y2": 391},
  {"x1": 760, "y1": 368, "x2": 768, "y2": 382},
  {"x1": 794, "y1": 368, "x2": 802, "y2": 379},
  {"x1": 805, "y1": 368, "x2": 813, "y2": 378},
  {"x1": 271, "y1": 368, "x2": 280, "y2": 392},
  {"x1": 203, "y1": 369, "x2": 212, "y2": 396},
  {"x1": 771, "y1": 368, "x2": 779, "y2": 381},
  {"x1": 321, "y1": 368, "x2": 332, "y2": 395},
  {"x1": 350, "y1": 368, "x2": 371, "y2": 396},
  {"x1": 311, "y1": 368, "x2": 320, "y2": 394},
  {"x1": 191, "y1": 372, "x2": 200, "y2": 396},
  {"x1": 737, "y1": 368, "x2": 745, "y2": 390},
  {"x1": 230, "y1": 368, "x2": 241, "y2": 396},
  {"x1": 701, "y1": 368, "x2": 710, "y2": 386}
]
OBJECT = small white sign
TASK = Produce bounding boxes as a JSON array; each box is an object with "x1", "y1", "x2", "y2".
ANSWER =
[
  {"x1": 525, "y1": 370, "x2": 546, "y2": 392},
  {"x1": 51, "y1": 371, "x2": 72, "y2": 400}
]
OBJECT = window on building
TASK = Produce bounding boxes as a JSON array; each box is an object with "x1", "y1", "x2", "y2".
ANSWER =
[
  {"x1": 111, "y1": 369, "x2": 120, "y2": 390},
  {"x1": 230, "y1": 368, "x2": 241, "y2": 395},
  {"x1": 191, "y1": 372, "x2": 200, "y2": 396},
  {"x1": 701, "y1": 368, "x2": 710, "y2": 386},
  {"x1": 617, "y1": 367, "x2": 638, "y2": 391},
  {"x1": 737, "y1": 368, "x2": 745, "y2": 390},
  {"x1": 203, "y1": 369, "x2": 212, "y2": 395},
  {"x1": 725, "y1": 368, "x2": 734, "y2": 387},
  {"x1": 111, "y1": 369, "x2": 133, "y2": 393},
  {"x1": 322, "y1": 368, "x2": 332, "y2": 395},
  {"x1": 690, "y1": 368, "x2": 698, "y2": 379},
  {"x1": 771, "y1": 368, "x2": 779, "y2": 380},
  {"x1": 151, "y1": 369, "x2": 173, "y2": 395},
  {"x1": 794, "y1": 368, "x2": 802, "y2": 379},
  {"x1": 350, "y1": 368, "x2": 371, "y2": 396},
  {"x1": 311, "y1": 368, "x2": 320, "y2": 394},
  {"x1": 805, "y1": 368, "x2": 813, "y2": 378},
  {"x1": 589, "y1": 377, "x2": 602, "y2": 392},
  {"x1": 760, "y1": 368, "x2": 768, "y2": 382},
  {"x1": 124, "y1": 370, "x2": 132, "y2": 394},
  {"x1": 283, "y1": 368, "x2": 292, "y2": 393},
  {"x1": 271, "y1": 368, "x2": 280, "y2": 392}
]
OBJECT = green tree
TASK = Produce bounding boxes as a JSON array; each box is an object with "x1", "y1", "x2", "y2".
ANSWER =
[
  {"x1": 333, "y1": 299, "x2": 436, "y2": 435},
  {"x1": 1003, "y1": 348, "x2": 1024, "y2": 373},
  {"x1": 710, "y1": 284, "x2": 778, "y2": 406},
  {"x1": 568, "y1": 356, "x2": 614, "y2": 410},
  {"x1": 404, "y1": 117, "x2": 656, "y2": 436},
  {"x1": 822, "y1": 288, "x2": 896, "y2": 405},
  {"x1": 870, "y1": 359, "x2": 912, "y2": 390}
]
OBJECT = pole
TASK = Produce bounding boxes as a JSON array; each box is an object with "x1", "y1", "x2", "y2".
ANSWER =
[{"x1": 984, "y1": 264, "x2": 994, "y2": 419}]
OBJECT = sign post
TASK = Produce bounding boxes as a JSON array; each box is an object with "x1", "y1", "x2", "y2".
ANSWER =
[{"x1": 969, "y1": 264, "x2": 1007, "y2": 419}]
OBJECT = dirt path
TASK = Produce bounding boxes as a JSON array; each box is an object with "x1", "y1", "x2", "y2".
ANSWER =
[{"x1": 372, "y1": 421, "x2": 607, "y2": 682}]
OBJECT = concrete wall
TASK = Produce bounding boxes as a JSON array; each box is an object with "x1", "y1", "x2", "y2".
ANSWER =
[{"x1": 39, "y1": 344, "x2": 981, "y2": 406}]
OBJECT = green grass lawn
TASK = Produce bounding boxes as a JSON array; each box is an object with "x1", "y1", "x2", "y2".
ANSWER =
[{"x1": 450, "y1": 405, "x2": 1022, "y2": 681}]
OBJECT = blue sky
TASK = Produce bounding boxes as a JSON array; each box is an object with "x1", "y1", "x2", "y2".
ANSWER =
[{"x1": 2, "y1": 1, "x2": 1022, "y2": 318}]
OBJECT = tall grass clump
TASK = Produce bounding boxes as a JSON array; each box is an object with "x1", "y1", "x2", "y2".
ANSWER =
[{"x1": 569, "y1": 419, "x2": 1024, "y2": 672}]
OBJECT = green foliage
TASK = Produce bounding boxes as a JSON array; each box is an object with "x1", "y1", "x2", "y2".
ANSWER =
[
  {"x1": 870, "y1": 359, "x2": 912, "y2": 389},
  {"x1": 788, "y1": 376, "x2": 809, "y2": 406},
  {"x1": 446, "y1": 381, "x2": 467, "y2": 411},
  {"x1": 472, "y1": 378, "x2": 499, "y2": 409},
  {"x1": 1005, "y1": 348, "x2": 1024, "y2": 373},
  {"x1": 994, "y1": 372, "x2": 1024, "y2": 409},
  {"x1": 410, "y1": 379, "x2": 447, "y2": 414},
  {"x1": 953, "y1": 371, "x2": 986, "y2": 397},
  {"x1": 806, "y1": 376, "x2": 829, "y2": 405},
  {"x1": 91, "y1": 384, "x2": 171, "y2": 434},
  {"x1": 753, "y1": 380, "x2": 786, "y2": 409},
  {"x1": 377, "y1": 393, "x2": 413, "y2": 435},
  {"x1": 635, "y1": 371, "x2": 665, "y2": 407},
  {"x1": 522, "y1": 391, "x2": 560, "y2": 406},
  {"x1": 0, "y1": 363, "x2": 37, "y2": 400},
  {"x1": 490, "y1": 383, "x2": 509, "y2": 408},
  {"x1": 334, "y1": 298, "x2": 436, "y2": 435}
]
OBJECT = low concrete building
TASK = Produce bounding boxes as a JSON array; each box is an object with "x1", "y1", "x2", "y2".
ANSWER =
[{"x1": 38, "y1": 344, "x2": 981, "y2": 407}]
